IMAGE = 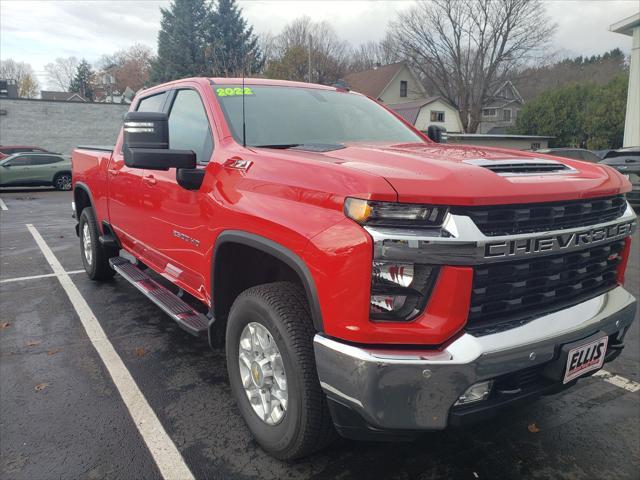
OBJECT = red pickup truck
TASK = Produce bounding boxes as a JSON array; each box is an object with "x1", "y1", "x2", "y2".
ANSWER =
[{"x1": 72, "y1": 77, "x2": 637, "y2": 460}]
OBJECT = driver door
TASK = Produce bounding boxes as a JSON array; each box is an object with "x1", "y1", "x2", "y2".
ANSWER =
[{"x1": 137, "y1": 87, "x2": 215, "y2": 299}]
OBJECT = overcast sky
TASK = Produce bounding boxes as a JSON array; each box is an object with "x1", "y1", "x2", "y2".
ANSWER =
[{"x1": 1, "y1": 0, "x2": 638, "y2": 88}]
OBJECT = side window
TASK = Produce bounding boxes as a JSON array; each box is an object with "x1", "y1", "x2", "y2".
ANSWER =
[
  {"x1": 400, "y1": 81, "x2": 408, "y2": 98},
  {"x1": 8, "y1": 156, "x2": 33, "y2": 166},
  {"x1": 168, "y1": 89, "x2": 214, "y2": 164},
  {"x1": 34, "y1": 155, "x2": 61, "y2": 165},
  {"x1": 137, "y1": 92, "x2": 168, "y2": 112}
]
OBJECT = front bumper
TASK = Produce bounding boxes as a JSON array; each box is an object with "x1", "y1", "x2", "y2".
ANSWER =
[{"x1": 314, "y1": 286, "x2": 636, "y2": 434}]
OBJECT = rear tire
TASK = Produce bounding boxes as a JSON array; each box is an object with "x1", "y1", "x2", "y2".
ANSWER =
[
  {"x1": 53, "y1": 172, "x2": 72, "y2": 191},
  {"x1": 79, "y1": 207, "x2": 115, "y2": 281},
  {"x1": 226, "y1": 282, "x2": 335, "y2": 460}
]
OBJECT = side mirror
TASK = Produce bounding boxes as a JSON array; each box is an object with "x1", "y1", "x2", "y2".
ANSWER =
[
  {"x1": 123, "y1": 111, "x2": 196, "y2": 171},
  {"x1": 427, "y1": 125, "x2": 447, "y2": 143}
]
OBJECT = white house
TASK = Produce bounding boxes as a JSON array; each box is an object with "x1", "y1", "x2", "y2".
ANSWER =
[
  {"x1": 478, "y1": 81, "x2": 524, "y2": 134},
  {"x1": 388, "y1": 97, "x2": 463, "y2": 133},
  {"x1": 610, "y1": 12, "x2": 640, "y2": 147},
  {"x1": 344, "y1": 62, "x2": 426, "y2": 104}
]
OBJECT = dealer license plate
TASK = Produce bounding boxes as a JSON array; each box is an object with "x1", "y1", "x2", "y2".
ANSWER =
[{"x1": 563, "y1": 336, "x2": 608, "y2": 384}]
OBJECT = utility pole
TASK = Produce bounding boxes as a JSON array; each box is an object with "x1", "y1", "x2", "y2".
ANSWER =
[{"x1": 308, "y1": 33, "x2": 312, "y2": 83}]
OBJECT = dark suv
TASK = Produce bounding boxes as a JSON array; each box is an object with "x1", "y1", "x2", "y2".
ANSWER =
[{"x1": 600, "y1": 148, "x2": 640, "y2": 208}]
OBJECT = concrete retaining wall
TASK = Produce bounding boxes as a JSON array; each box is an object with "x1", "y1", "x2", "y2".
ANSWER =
[{"x1": 0, "y1": 99, "x2": 129, "y2": 155}]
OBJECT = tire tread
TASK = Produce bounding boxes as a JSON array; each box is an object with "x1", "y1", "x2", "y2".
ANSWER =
[{"x1": 230, "y1": 281, "x2": 336, "y2": 459}]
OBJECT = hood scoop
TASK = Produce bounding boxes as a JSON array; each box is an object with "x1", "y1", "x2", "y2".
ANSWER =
[{"x1": 464, "y1": 158, "x2": 576, "y2": 176}]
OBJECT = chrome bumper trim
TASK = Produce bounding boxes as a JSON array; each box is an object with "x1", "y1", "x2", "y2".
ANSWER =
[
  {"x1": 314, "y1": 286, "x2": 636, "y2": 430},
  {"x1": 367, "y1": 202, "x2": 637, "y2": 265}
]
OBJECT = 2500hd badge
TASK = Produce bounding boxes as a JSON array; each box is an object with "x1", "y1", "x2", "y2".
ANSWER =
[{"x1": 484, "y1": 220, "x2": 635, "y2": 259}]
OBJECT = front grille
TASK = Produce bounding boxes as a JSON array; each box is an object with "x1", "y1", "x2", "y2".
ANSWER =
[
  {"x1": 467, "y1": 240, "x2": 624, "y2": 333},
  {"x1": 452, "y1": 195, "x2": 627, "y2": 236}
]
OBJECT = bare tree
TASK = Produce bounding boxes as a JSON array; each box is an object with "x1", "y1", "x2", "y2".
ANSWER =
[
  {"x1": 391, "y1": 0, "x2": 556, "y2": 132},
  {"x1": 44, "y1": 57, "x2": 79, "y2": 91},
  {"x1": 98, "y1": 44, "x2": 154, "y2": 91},
  {"x1": 348, "y1": 34, "x2": 401, "y2": 72},
  {"x1": 264, "y1": 16, "x2": 350, "y2": 84},
  {"x1": 0, "y1": 59, "x2": 40, "y2": 98}
]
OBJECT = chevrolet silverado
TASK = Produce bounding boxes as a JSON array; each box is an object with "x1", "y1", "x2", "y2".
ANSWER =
[{"x1": 71, "y1": 77, "x2": 637, "y2": 460}]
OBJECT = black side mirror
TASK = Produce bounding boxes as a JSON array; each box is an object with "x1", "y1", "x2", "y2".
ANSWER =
[
  {"x1": 427, "y1": 125, "x2": 447, "y2": 143},
  {"x1": 123, "y1": 111, "x2": 196, "y2": 171}
]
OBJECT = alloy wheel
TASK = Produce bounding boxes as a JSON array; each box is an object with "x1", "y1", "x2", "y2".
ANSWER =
[
  {"x1": 238, "y1": 322, "x2": 288, "y2": 425},
  {"x1": 82, "y1": 223, "x2": 93, "y2": 266}
]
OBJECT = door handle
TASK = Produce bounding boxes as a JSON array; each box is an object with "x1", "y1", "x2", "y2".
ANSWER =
[
  {"x1": 107, "y1": 168, "x2": 119, "y2": 176},
  {"x1": 142, "y1": 174, "x2": 156, "y2": 186}
]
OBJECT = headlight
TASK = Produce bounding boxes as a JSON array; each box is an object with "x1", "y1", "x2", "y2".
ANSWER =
[
  {"x1": 344, "y1": 198, "x2": 447, "y2": 321},
  {"x1": 344, "y1": 198, "x2": 448, "y2": 227}
]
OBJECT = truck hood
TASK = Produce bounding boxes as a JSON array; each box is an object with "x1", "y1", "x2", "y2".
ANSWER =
[{"x1": 296, "y1": 142, "x2": 630, "y2": 205}]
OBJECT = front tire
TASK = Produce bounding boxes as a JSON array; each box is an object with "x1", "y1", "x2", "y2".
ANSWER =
[
  {"x1": 226, "y1": 282, "x2": 335, "y2": 460},
  {"x1": 79, "y1": 207, "x2": 115, "y2": 280},
  {"x1": 53, "y1": 172, "x2": 72, "y2": 191}
]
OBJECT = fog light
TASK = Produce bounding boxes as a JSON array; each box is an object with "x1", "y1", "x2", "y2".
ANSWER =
[
  {"x1": 454, "y1": 381, "x2": 493, "y2": 405},
  {"x1": 370, "y1": 294, "x2": 408, "y2": 313}
]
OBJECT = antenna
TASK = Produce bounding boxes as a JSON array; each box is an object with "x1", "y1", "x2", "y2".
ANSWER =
[{"x1": 242, "y1": 50, "x2": 247, "y2": 148}]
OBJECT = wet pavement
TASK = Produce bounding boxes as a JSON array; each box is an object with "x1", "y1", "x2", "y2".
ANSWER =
[{"x1": 1, "y1": 189, "x2": 639, "y2": 480}]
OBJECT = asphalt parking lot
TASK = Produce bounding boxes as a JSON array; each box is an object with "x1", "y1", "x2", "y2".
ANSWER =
[{"x1": 1, "y1": 189, "x2": 639, "y2": 480}]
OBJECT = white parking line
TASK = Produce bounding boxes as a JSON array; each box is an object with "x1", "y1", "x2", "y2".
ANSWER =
[
  {"x1": 0, "y1": 270, "x2": 85, "y2": 284},
  {"x1": 0, "y1": 198, "x2": 8, "y2": 211},
  {"x1": 594, "y1": 369, "x2": 640, "y2": 393},
  {"x1": 26, "y1": 224, "x2": 195, "y2": 480}
]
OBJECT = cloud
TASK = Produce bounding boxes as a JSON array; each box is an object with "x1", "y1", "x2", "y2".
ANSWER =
[{"x1": 1, "y1": 0, "x2": 637, "y2": 89}]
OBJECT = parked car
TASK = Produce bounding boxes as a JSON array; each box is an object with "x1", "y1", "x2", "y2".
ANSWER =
[
  {"x1": 72, "y1": 78, "x2": 636, "y2": 460},
  {"x1": 0, "y1": 145, "x2": 53, "y2": 160},
  {"x1": 0, "y1": 152, "x2": 72, "y2": 190},
  {"x1": 600, "y1": 148, "x2": 640, "y2": 208},
  {"x1": 535, "y1": 148, "x2": 601, "y2": 163}
]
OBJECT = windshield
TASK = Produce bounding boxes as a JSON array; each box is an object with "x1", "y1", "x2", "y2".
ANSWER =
[{"x1": 214, "y1": 85, "x2": 423, "y2": 147}]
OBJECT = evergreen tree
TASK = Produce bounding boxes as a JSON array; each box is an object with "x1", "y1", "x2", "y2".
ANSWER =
[
  {"x1": 208, "y1": 0, "x2": 263, "y2": 76},
  {"x1": 69, "y1": 59, "x2": 94, "y2": 101},
  {"x1": 512, "y1": 74, "x2": 628, "y2": 149},
  {"x1": 151, "y1": 0, "x2": 210, "y2": 83}
]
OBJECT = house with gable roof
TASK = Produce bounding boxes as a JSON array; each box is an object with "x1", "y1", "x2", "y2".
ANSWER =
[{"x1": 478, "y1": 80, "x2": 524, "y2": 134}]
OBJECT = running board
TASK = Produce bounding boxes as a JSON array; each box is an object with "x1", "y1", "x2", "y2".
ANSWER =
[{"x1": 109, "y1": 257, "x2": 208, "y2": 337}]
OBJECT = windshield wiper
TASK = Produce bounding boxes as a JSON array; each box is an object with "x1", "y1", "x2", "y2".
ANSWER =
[
  {"x1": 251, "y1": 144, "x2": 301, "y2": 149},
  {"x1": 251, "y1": 143, "x2": 345, "y2": 152}
]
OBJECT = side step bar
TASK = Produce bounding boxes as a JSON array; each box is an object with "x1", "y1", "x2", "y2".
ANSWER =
[{"x1": 109, "y1": 257, "x2": 208, "y2": 337}]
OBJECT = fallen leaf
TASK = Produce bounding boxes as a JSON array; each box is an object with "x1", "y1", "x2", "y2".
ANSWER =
[
  {"x1": 0, "y1": 322, "x2": 10, "y2": 329},
  {"x1": 528, "y1": 423, "x2": 540, "y2": 433},
  {"x1": 34, "y1": 383, "x2": 49, "y2": 392},
  {"x1": 134, "y1": 347, "x2": 148, "y2": 357},
  {"x1": 26, "y1": 340, "x2": 42, "y2": 347},
  {"x1": 47, "y1": 348, "x2": 61, "y2": 356}
]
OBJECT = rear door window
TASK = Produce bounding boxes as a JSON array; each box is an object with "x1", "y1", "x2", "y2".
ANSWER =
[{"x1": 33, "y1": 155, "x2": 62, "y2": 165}]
